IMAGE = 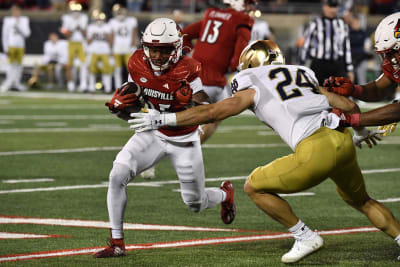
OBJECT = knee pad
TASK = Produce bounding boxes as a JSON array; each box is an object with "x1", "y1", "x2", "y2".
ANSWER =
[{"x1": 109, "y1": 163, "x2": 133, "y2": 188}]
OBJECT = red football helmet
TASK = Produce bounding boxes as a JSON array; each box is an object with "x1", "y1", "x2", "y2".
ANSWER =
[{"x1": 375, "y1": 12, "x2": 400, "y2": 81}]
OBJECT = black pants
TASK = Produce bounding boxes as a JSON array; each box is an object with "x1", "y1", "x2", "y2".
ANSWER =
[{"x1": 310, "y1": 59, "x2": 348, "y2": 85}]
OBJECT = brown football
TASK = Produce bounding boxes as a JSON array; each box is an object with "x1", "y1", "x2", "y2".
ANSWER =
[{"x1": 119, "y1": 82, "x2": 144, "y2": 113}]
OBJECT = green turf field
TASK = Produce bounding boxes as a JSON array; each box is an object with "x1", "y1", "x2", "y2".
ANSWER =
[{"x1": 1, "y1": 93, "x2": 400, "y2": 266}]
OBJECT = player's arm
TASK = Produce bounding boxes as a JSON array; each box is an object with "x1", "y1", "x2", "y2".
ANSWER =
[
  {"x1": 132, "y1": 26, "x2": 139, "y2": 47},
  {"x1": 229, "y1": 26, "x2": 251, "y2": 72},
  {"x1": 129, "y1": 89, "x2": 256, "y2": 131},
  {"x1": 319, "y1": 86, "x2": 360, "y2": 114},
  {"x1": 357, "y1": 102, "x2": 400, "y2": 126},
  {"x1": 182, "y1": 20, "x2": 202, "y2": 52}
]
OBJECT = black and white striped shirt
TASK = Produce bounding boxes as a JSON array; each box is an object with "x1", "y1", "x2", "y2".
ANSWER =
[{"x1": 300, "y1": 16, "x2": 353, "y2": 72}]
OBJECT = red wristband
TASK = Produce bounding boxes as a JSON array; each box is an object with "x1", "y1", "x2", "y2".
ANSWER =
[
  {"x1": 352, "y1": 85, "x2": 363, "y2": 98},
  {"x1": 350, "y1": 113, "x2": 360, "y2": 127}
]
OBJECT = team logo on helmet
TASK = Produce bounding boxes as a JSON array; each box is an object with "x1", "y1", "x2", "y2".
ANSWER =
[{"x1": 395, "y1": 19, "x2": 400, "y2": 38}]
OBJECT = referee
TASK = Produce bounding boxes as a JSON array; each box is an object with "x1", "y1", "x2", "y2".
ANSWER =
[{"x1": 299, "y1": 0, "x2": 354, "y2": 85}]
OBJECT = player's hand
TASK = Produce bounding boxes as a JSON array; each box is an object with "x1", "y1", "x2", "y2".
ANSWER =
[
  {"x1": 128, "y1": 109, "x2": 170, "y2": 132},
  {"x1": 323, "y1": 76, "x2": 354, "y2": 96},
  {"x1": 352, "y1": 128, "x2": 385, "y2": 149},
  {"x1": 175, "y1": 81, "x2": 192, "y2": 107},
  {"x1": 378, "y1": 123, "x2": 397, "y2": 136},
  {"x1": 331, "y1": 108, "x2": 360, "y2": 127},
  {"x1": 105, "y1": 87, "x2": 137, "y2": 111}
]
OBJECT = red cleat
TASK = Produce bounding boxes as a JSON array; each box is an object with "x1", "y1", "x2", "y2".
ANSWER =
[
  {"x1": 220, "y1": 181, "x2": 236, "y2": 224},
  {"x1": 93, "y1": 238, "x2": 126, "y2": 258}
]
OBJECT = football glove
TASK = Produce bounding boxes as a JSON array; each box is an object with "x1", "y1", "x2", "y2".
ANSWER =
[
  {"x1": 331, "y1": 108, "x2": 360, "y2": 127},
  {"x1": 323, "y1": 76, "x2": 355, "y2": 96},
  {"x1": 352, "y1": 128, "x2": 385, "y2": 149},
  {"x1": 378, "y1": 123, "x2": 397, "y2": 136},
  {"x1": 175, "y1": 81, "x2": 193, "y2": 108},
  {"x1": 105, "y1": 87, "x2": 138, "y2": 112},
  {"x1": 128, "y1": 109, "x2": 177, "y2": 132}
]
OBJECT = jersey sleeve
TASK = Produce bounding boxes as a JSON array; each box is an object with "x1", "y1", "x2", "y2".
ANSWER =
[
  {"x1": 229, "y1": 25, "x2": 252, "y2": 72},
  {"x1": 231, "y1": 70, "x2": 260, "y2": 108},
  {"x1": 182, "y1": 20, "x2": 202, "y2": 52}
]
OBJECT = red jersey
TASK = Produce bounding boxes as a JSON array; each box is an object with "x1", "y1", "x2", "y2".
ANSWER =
[
  {"x1": 382, "y1": 58, "x2": 400, "y2": 83},
  {"x1": 128, "y1": 49, "x2": 201, "y2": 137},
  {"x1": 183, "y1": 7, "x2": 253, "y2": 88}
]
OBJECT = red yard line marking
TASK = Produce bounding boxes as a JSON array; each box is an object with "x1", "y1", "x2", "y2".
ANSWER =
[{"x1": 0, "y1": 226, "x2": 379, "y2": 262}]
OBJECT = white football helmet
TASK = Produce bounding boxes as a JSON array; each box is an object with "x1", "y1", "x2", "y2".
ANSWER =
[
  {"x1": 223, "y1": 0, "x2": 257, "y2": 12},
  {"x1": 375, "y1": 12, "x2": 400, "y2": 56},
  {"x1": 142, "y1": 18, "x2": 183, "y2": 71}
]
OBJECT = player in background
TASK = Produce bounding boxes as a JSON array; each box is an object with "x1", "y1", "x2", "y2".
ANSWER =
[
  {"x1": 60, "y1": 1, "x2": 88, "y2": 92},
  {"x1": 324, "y1": 12, "x2": 400, "y2": 135},
  {"x1": 86, "y1": 10, "x2": 113, "y2": 93},
  {"x1": 28, "y1": 32, "x2": 68, "y2": 89},
  {"x1": 249, "y1": 9, "x2": 275, "y2": 42},
  {"x1": 0, "y1": 5, "x2": 30, "y2": 92},
  {"x1": 182, "y1": 0, "x2": 255, "y2": 143},
  {"x1": 109, "y1": 4, "x2": 139, "y2": 91},
  {"x1": 129, "y1": 40, "x2": 400, "y2": 263},
  {"x1": 93, "y1": 18, "x2": 235, "y2": 258}
]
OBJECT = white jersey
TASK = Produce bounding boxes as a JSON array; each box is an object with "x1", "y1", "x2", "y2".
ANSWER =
[
  {"x1": 250, "y1": 19, "x2": 271, "y2": 41},
  {"x1": 86, "y1": 23, "x2": 112, "y2": 54},
  {"x1": 231, "y1": 64, "x2": 330, "y2": 151},
  {"x1": 42, "y1": 39, "x2": 68, "y2": 65},
  {"x1": 61, "y1": 13, "x2": 88, "y2": 42},
  {"x1": 2, "y1": 16, "x2": 30, "y2": 51},
  {"x1": 109, "y1": 17, "x2": 138, "y2": 54}
]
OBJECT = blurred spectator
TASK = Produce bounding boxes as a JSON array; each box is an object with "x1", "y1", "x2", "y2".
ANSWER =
[
  {"x1": 127, "y1": 0, "x2": 144, "y2": 12},
  {"x1": 173, "y1": 9, "x2": 185, "y2": 29},
  {"x1": 249, "y1": 9, "x2": 275, "y2": 42},
  {"x1": 51, "y1": 0, "x2": 66, "y2": 11},
  {"x1": 349, "y1": 14, "x2": 371, "y2": 85},
  {"x1": 1, "y1": 5, "x2": 31, "y2": 92},
  {"x1": 299, "y1": 0, "x2": 354, "y2": 84},
  {"x1": 370, "y1": 0, "x2": 396, "y2": 14},
  {"x1": 28, "y1": 32, "x2": 68, "y2": 89}
]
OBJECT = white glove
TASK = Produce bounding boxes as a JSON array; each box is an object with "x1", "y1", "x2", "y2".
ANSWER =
[
  {"x1": 128, "y1": 109, "x2": 177, "y2": 132},
  {"x1": 352, "y1": 128, "x2": 385, "y2": 149}
]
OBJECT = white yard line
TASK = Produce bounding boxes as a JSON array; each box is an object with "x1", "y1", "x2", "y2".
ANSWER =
[
  {"x1": 0, "y1": 115, "x2": 112, "y2": 120},
  {"x1": 2, "y1": 178, "x2": 54, "y2": 184},
  {"x1": 0, "y1": 168, "x2": 399, "y2": 194},
  {"x1": 0, "y1": 232, "x2": 56, "y2": 239}
]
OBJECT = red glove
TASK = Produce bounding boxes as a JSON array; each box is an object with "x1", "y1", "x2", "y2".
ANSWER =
[
  {"x1": 105, "y1": 87, "x2": 138, "y2": 111},
  {"x1": 175, "y1": 81, "x2": 193, "y2": 107},
  {"x1": 331, "y1": 108, "x2": 360, "y2": 127},
  {"x1": 323, "y1": 76, "x2": 353, "y2": 96}
]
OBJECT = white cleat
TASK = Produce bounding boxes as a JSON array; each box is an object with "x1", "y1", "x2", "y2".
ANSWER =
[
  {"x1": 281, "y1": 233, "x2": 323, "y2": 263},
  {"x1": 67, "y1": 81, "x2": 75, "y2": 92},
  {"x1": 140, "y1": 167, "x2": 155, "y2": 179}
]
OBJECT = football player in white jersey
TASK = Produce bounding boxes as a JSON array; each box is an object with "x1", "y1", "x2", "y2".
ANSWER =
[
  {"x1": 86, "y1": 10, "x2": 113, "y2": 93},
  {"x1": 60, "y1": 1, "x2": 88, "y2": 92},
  {"x1": 109, "y1": 4, "x2": 139, "y2": 90},
  {"x1": 1, "y1": 5, "x2": 31, "y2": 92},
  {"x1": 249, "y1": 10, "x2": 274, "y2": 42},
  {"x1": 28, "y1": 32, "x2": 68, "y2": 89},
  {"x1": 129, "y1": 40, "x2": 400, "y2": 263}
]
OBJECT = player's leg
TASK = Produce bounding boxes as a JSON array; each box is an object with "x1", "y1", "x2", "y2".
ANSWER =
[
  {"x1": 113, "y1": 54, "x2": 123, "y2": 89},
  {"x1": 168, "y1": 139, "x2": 228, "y2": 213},
  {"x1": 88, "y1": 54, "x2": 98, "y2": 93},
  {"x1": 95, "y1": 131, "x2": 166, "y2": 257},
  {"x1": 66, "y1": 42, "x2": 76, "y2": 92},
  {"x1": 78, "y1": 44, "x2": 87, "y2": 92},
  {"x1": 0, "y1": 49, "x2": 14, "y2": 92},
  {"x1": 244, "y1": 127, "x2": 345, "y2": 263},
  {"x1": 100, "y1": 55, "x2": 112, "y2": 94},
  {"x1": 331, "y1": 130, "x2": 400, "y2": 240}
]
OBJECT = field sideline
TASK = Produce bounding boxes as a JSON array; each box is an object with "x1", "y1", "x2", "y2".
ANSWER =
[{"x1": 1, "y1": 93, "x2": 400, "y2": 266}]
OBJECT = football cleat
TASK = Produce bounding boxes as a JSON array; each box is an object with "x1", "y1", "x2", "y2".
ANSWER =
[
  {"x1": 281, "y1": 233, "x2": 324, "y2": 263},
  {"x1": 220, "y1": 181, "x2": 236, "y2": 224},
  {"x1": 140, "y1": 167, "x2": 156, "y2": 179},
  {"x1": 93, "y1": 238, "x2": 126, "y2": 258}
]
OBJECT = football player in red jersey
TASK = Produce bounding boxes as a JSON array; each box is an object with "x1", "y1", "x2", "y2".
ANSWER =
[
  {"x1": 182, "y1": 0, "x2": 255, "y2": 142},
  {"x1": 323, "y1": 12, "x2": 400, "y2": 134},
  {"x1": 93, "y1": 18, "x2": 235, "y2": 258}
]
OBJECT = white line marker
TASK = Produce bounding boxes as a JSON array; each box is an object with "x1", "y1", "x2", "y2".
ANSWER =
[
  {"x1": 35, "y1": 122, "x2": 67, "y2": 127},
  {"x1": 378, "y1": 198, "x2": 400, "y2": 203},
  {"x1": 0, "y1": 115, "x2": 112, "y2": 120},
  {"x1": 2, "y1": 178, "x2": 54, "y2": 184},
  {"x1": 0, "y1": 232, "x2": 55, "y2": 239},
  {"x1": 0, "y1": 216, "x2": 243, "y2": 232}
]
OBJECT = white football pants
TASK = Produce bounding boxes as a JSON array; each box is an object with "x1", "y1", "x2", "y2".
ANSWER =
[{"x1": 107, "y1": 130, "x2": 225, "y2": 239}]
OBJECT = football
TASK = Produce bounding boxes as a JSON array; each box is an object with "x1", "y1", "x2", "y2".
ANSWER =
[{"x1": 119, "y1": 81, "x2": 144, "y2": 113}]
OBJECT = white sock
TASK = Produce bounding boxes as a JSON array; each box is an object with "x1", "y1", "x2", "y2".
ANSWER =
[
  {"x1": 114, "y1": 67, "x2": 122, "y2": 89},
  {"x1": 204, "y1": 188, "x2": 225, "y2": 209},
  {"x1": 395, "y1": 234, "x2": 400, "y2": 247},
  {"x1": 289, "y1": 220, "x2": 316, "y2": 241},
  {"x1": 89, "y1": 74, "x2": 96, "y2": 92},
  {"x1": 102, "y1": 74, "x2": 112, "y2": 93}
]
